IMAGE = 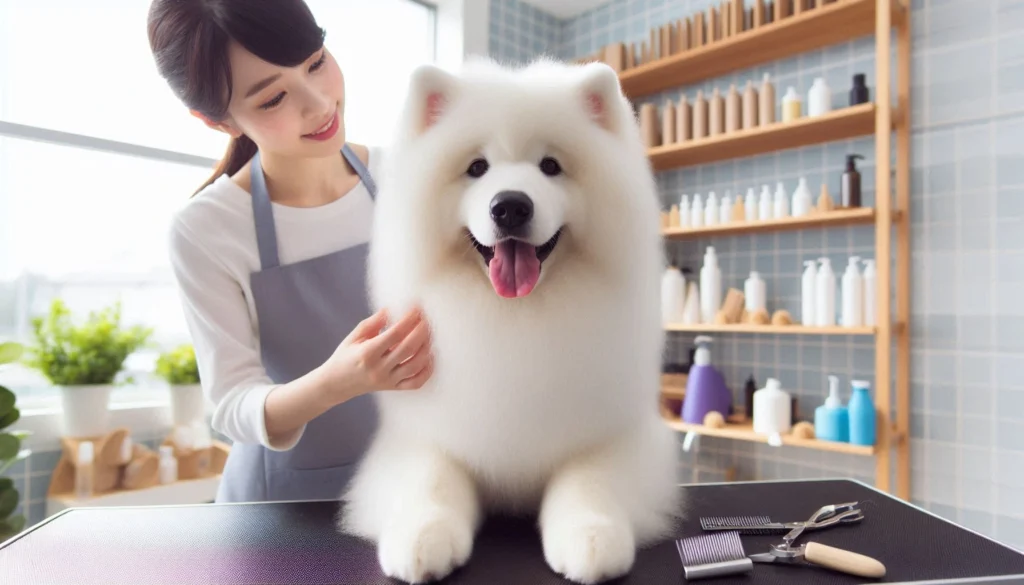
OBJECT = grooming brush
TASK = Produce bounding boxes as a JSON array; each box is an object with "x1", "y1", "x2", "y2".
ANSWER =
[
  {"x1": 675, "y1": 530, "x2": 754, "y2": 580},
  {"x1": 700, "y1": 515, "x2": 787, "y2": 535}
]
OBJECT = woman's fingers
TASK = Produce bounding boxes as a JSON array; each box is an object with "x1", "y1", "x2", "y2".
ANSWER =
[
  {"x1": 390, "y1": 347, "x2": 431, "y2": 385},
  {"x1": 365, "y1": 307, "x2": 422, "y2": 357},
  {"x1": 395, "y1": 354, "x2": 433, "y2": 390},
  {"x1": 383, "y1": 319, "x2": 431, "y2": 371}
]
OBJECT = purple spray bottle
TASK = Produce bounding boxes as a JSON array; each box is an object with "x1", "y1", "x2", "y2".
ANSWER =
[{"x1": 680, "y1": 335, "x2": 732, "y2": 424}]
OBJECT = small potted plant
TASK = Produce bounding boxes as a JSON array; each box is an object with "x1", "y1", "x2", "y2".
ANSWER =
[
  {"x1": 23, "y1": 299, "x2": 152, "y2": 438},
  {"x1": 0, "y1": 340, "x2": 30, "y2": 542},
  {"x1": 155, "y1": 343, "x2": 205, "y2": 427}
]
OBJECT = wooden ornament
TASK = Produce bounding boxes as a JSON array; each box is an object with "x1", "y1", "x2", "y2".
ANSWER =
[
  {"x1": 721, "y1": 288, "x2": 746, "y2": 323},
  {"x1": 714, "y1": 310, "x2": 731, "y2": 324},
  {"x1": 704, "y1": 411, "x2": 727, "y2": 428},
  {"x1": 751, "y1": 309, "x2": 771, "y2": 324},
  {"x1": 793, "y1": 421, "x2": 816, "y2": 439},
  {"x1": 772, "y1": 309, "x2": 794, "y2": 325}
]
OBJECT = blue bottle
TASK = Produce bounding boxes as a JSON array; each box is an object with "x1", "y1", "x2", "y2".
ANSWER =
[
  {"x1": 814, "y1": 375, "x2": 849, "y2": 442},
  {"x1": 847, "y1": 380, "x2": 876, "y2": 446}
]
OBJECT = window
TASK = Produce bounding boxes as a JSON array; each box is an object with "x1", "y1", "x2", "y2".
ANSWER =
[{"x1": 0, "y1": 0, "x2": 437, "y2": 402}]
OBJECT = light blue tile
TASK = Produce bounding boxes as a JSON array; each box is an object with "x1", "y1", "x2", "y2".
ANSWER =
[
  {"x1": 996, "y1": 315, "x2": 1024, "y2": 352},
  {"x1": 959, "y1": 315, "x2": 993, "y2": 352},
  {"x1": 998, "y1": 252, "x2": 1024, "y2": 282},
  {"x1": 960, "y1": 509, "x2": 994, "y2": 534},
  {"x1": 928, "y1": 502, "x2": 960, "y2": 523},
  {"x1": 997, "y1": 419, "x2": 1024, "y2": 451},
  {"x1": 960, "y1": 354, "x2": 993, "y2": 386},
  {"x1": 29, "y1": 474, "x2": 51, "y2": 501},
  {"x1": 925, "y1": 0, "x2": 993, "y2": 51},
  {"x1": 963, "y1": 447, "x2": 993, "y2": 482},
  {"x1": 995, "y1": 354, "x2": 1024, "y2": 390},
  {"x1": 927, "y1": 42, "x2": 993, "y2": 126},
  {"x1": 997, "y1": 188, "x2": 1024, "y2": 220},
  {"x1": 997, "y1": 0, "x2": 1024, "y2": 36},
  {"x1": 960, "y1": 220, "x2": 992, "y2": 252},
  {"x1": 930, "y1": 384, "x2": 958, "y2": 414},
  {"x1": 997, "y1": 484, "x2": 1024, "y2": 520},
  {"x1": 925, "y1": 194, "x2": 957, "y2": 223},
  {"x1": 996, "y1": 119, "x2": 1024, "y2": 185},
  {"x1": 925, "y1": 315, "x2": 957, "y2": 350},
  {"x1": 997, "y1": 450, "x2": 1024, "y2": 488},
  {"x1": 961, "y1": 415, "x2": 993, "y2": 447},
  {"x1": 929, "y1": 413, "x2": 958, "y2": 443}
]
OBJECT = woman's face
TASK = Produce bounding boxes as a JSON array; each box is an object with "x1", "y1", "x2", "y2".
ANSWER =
[{"x1": 214, "y1": 42, "x2": 346, "y2": 158}]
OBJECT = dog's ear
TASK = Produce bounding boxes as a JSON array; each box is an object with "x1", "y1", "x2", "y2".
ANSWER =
[
  {"x1": 576, "y1": 62, "x2": 625, "y2": 134},
  {"x1": 405, "y1": 64, "x2": 459, "y2": 135}
]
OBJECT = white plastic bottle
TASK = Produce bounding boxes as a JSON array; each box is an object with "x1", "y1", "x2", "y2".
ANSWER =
[
  {"x1": 700, "y1": 246, "x2": 723, "y2": 324},
  {"x1": 679, "y1": 194, "x2": 691, "y2": 228},
  {"x1": 862, "y1": 258, "x2": 877, "y2": 326},
  {"x1": 691, "y1": 194, "x2": 704, "y2": 228},
  {"x1": 841, "y1": 256, "x2": 864, "y2": 327},
  {"x1": 802, "y1": 260, "x2": 817, "y2": 326},
  {"x1": 744, "y1": 271, "x2": 767, "y2": 314},
  {"x1": 75, "y1": 441, "x2": 95, "y2": 499},
  {"x1": 816, "y1": 257, "x2": 837, "y2": 326},
  {"x1": 773, "y1": 182, "x2": 790, "y2": 219},
  {"x1": 753, "y1": 378, "x2": 793, "y2": 436},
  {"x1": 807, "y1": 77, "x2": 832, "y2": 117},
  {"x1": 719, "y1": 192, "x2": 732, "y2": 224},
  {"x1": 159, "y1": 445, "x2": 178, "y2": 484},
  {"x1": 791, "y1": 177, "x2": 813, "y2": 217},
  {"x1": 682, "y1": 280, "x2": 701, "y2": 324},
  {"x1": 758, "y1": 185, "x2": 772, "y2": 221},
  {"x1": 661, "y1": 263, "x2": 687, "y2": 325},
  {"x1": 744, "y1": 187, "x2": 758, "y2": 221},
  {"x1": 705, "y1": 191, "x2": 719, "y2": 226}
]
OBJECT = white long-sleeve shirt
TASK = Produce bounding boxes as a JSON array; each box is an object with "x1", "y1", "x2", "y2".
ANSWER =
[{"x1": 166, "y1": 146, "x2": 383, "y2": 450}]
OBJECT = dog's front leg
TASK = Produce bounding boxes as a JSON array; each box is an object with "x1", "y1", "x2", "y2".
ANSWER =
[
  {"x1": 372, "y1": 446, "x2": 481, "y2": 584},
  {"x1": 538, "y1": 455, "x2": 637, "y2": 584}
]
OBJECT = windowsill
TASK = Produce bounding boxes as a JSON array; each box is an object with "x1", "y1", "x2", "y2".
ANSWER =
[{"x1": 15, "y1": 387, "x2": 205, "y2": 452}]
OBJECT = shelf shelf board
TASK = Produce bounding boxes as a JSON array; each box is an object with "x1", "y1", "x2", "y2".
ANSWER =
[
  {"x1": 664, "y1": 323, "x2": 876, "y2": 335},
  {"x1": 648, "y1": 103, "x2": 877, "y2": 171},
  {"x1": 659, "y1": 408, "x2": 877, "y2": 456},
  {"x1": 618, "y1": 0, "x2": 902, "y2": 100},
  {"x1": 663, "y1": 207, "x2": 878, "y2": 239}
]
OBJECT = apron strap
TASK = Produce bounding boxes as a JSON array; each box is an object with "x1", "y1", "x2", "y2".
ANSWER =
[
  {"x1": 342, "y1": 143, "x2": 377, "y2": 199},
  {"x1": 250, "y1": 144, "x2": 378, "y2": 271},
  {"x1": 249, "y1": 149, "x2": 281, "y2": 271}
]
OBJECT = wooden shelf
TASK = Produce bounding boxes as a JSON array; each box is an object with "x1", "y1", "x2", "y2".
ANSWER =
[
  {"x1": 663, "y1": 207, "x2": 879, "y2": 239},
  {"x1": 660, "y1": 408, "x2": 877, "y2": 456},
  {"x1": 648, "y1": 103, "x2": 878, "y2": 171},
  {"x1": 664, "y1": 323, "x2": 876, "y2": 335},
  {"x1": 618, "y1": 0, "x2": 902, "y2": 100}
]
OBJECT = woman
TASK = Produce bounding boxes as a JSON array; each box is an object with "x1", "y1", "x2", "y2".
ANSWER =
[{"x1": 147, "y1": 0, "x2": 433, "y2": 503}]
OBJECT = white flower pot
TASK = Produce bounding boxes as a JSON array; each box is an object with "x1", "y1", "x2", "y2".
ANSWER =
[
  {"x1": 169, "y1": 384, "x2": 206, "y2": 427},
  {"x1": 59, "y1": 384, "x2": 113, "y2": 438}
]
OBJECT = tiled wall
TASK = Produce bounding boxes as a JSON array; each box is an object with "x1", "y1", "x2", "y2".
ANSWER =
[{"x1": 489, "y1": 0, "x2": 1024, "y2": 549}]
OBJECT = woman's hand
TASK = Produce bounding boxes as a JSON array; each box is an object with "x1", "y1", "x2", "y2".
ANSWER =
[{"x1": 320, "y1": 306, "x2": 434, "y2": 403}]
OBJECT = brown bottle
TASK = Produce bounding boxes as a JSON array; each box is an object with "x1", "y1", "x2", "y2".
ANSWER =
[
  {"x1": 709, "y1": 88, "x2": 724, "y2": 136},
  {"x1": 742, "y1": 80, "x2": 759, "y2": 129},
  {"x1": 725, "y1": 84, "x2": 742, "y2": 133},
  {"x1": 759, "y1": 73, "x2": 776, "y2": 126},
  {"x1": 693, "y1": 91, "x2": 708, "y2": 139},
  {"x1": 676, "y1": 95, "x2": 692, "y2": 142},
  {"x1": 662, "y1": 99, "x2": 677, "y2": 144}
]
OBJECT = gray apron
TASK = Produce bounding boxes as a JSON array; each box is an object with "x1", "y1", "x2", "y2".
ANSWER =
[{"x1": 215, "y1": 144, "x2": 380, "y2": 503}]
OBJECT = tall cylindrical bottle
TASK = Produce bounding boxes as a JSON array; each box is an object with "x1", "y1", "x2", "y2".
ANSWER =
[
  {"x1": 744, "y1": 187, "x2": 758, "y2": 221},
  {"x1": 758, "y1": 185, "x2": 772, "y2": 220},
  {"x1": 705, "y1": 191, "x2": 719, "y2": 226},
  {"x1": 744, "y1": 271, "x2": 767, "y2": 313},
  {"x1": 759, "y1": 73, "x2": 776, "y2": 126},
  {"x1": 700, "y1": 246, "x2": 723, "y2": 324},
  {"x1": 742, "y1": 80, "x2": 759, "y2": 129},
  {"x1": 772, "y1": 182, "x2": 789, "y2": 219},
  {"x1": 862, "y1": 258, "x2": 877, "y2": 326},
  {"x1": 815, "y1": 257, "x2": 837, "y2": 326},
  {"x1": 841, "y1": 256, "x2": 863, "y2": 327},
  {"x1": 662, "y1": 263, "x2": 687, "y2": 325},
  {"x1": 848, "y1": 380, "x2": 876, "y2": 446},
  {"x1": 802, "y1": 260, "x2": 817, "y2": 326}
]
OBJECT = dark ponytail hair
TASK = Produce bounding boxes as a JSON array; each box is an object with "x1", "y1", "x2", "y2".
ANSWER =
[{"x1": 147, "y1": 0, "x2": 327, "y2": 195}]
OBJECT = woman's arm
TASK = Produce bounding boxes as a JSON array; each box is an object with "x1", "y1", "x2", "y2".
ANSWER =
[{"x1": 168, "y1": 217, "x2": 316, "y2": 450}]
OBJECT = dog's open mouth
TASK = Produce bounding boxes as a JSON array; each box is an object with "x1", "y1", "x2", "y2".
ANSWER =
[{"x1": 470, "y1": 229, "x2": 562, "y2": 298}]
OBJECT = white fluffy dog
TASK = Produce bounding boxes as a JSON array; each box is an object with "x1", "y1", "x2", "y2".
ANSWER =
[{"x1": 339, "y1": 56, "x2": 681, "y2": 584}]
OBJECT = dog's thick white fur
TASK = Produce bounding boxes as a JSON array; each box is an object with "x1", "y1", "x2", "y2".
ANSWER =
[{"x1": 339, "y1": 56, "x2": 681, "y2": 584}]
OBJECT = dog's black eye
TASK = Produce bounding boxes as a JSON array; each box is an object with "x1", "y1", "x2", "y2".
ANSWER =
[
  {"x1": 539, "y1": 156, "x2": 562, "y2": 176},
  {"x1": 467, "y1": 158, "x2": 489, "y2": 178}
]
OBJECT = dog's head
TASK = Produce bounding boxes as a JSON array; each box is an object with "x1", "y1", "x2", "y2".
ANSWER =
[{"x1": 372, "y1": 57, "x2": 658, "y2": 301}]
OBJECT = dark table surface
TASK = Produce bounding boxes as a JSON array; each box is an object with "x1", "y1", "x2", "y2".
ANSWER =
[{"x1": 3, "y1": 478, "x2": 1023, "y2": 585}]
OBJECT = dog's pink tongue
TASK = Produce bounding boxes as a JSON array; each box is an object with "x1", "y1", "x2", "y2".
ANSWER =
[{"x1": 488, "y1": 240, "x2": 541, "y2": 298}]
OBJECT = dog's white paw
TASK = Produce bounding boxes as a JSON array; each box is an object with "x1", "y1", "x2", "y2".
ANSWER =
[
  {"x1": 542, "y1": 518, "x2": 636, "y2": 584},
  {"x1": 378, "y1": 511, "x2": 473, "y2": 583}
]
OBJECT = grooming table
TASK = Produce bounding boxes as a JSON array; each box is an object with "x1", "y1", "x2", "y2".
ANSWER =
[{"x1": 3, "y1": 478, "x2": 1023, "y2": 585}]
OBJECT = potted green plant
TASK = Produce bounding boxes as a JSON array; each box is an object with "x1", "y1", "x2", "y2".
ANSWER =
[
  {"x1": 154, "y1": 343, "x2": 205, "y2": 427},
  {"x1": 23, "y1": 299, "x2": 152, "y2": 438},
  {"x1": 0, "y1": 340, "x2": 30, "y2": 542}
]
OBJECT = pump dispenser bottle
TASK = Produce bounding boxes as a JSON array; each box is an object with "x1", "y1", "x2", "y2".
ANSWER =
[
  {"x1": 691, "y1": 194, "x2": 704, "y2": 228},
  {"x1": 679, "y1": 194, "x2": 691, "y2": 228},
  {"x1": 773, "y1": 182, "x2": 790, "y2": 219},
  {"x1": 681, "y1": 336, "x2": 732, "y2": 424},
  {"x1": 814, "y1": 375, "x2": 849, "y2": 442},
  {"x1": 758, "y1": 185, "x2": 772, "y2": 220},
  {"x1": 705, "y1": 191, "x2": 719, "y2": 226},
  {"x1": 791, "y1": 177, "x2": 813, "y2": 217},
  {"x1": 745, "y1": 188, "x2": 758, "y2": 221},
  {"x1": 862, "y1": 258, "x2": 877, "y2": 326}
]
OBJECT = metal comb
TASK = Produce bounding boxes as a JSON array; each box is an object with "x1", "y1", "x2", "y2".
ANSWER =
[{"x1": 675, "y1": 530, "x2": 754, "y2": 580}]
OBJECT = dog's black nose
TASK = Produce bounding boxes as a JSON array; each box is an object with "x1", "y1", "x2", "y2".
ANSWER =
[{"x1": 490, "y1": 190, "x2": 533, "y2": 230}]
